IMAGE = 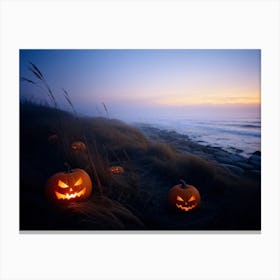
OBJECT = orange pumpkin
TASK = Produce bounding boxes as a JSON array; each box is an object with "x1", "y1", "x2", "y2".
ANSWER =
[
  {"x1": 168, "y1": 180, "x2": 200, "y2": 212},
  {"x1": 71, "y1": 141, "x2": 87, "y2": 152},
  {"x1": 109, "y1": 166, "x2": 124, "y2": 174},
  {"x1": 48, "y1": 134, "x2": 58, "y2": 143},
  {"x1": 45, "y1": 168, "x2": 92, "y2": 202}
]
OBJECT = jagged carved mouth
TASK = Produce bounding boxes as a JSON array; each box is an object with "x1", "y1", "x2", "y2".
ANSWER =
[
  {"x1": 176, "y1": 203, "x2": 197, "y2": 211},
  {"x1": 55, "y1": 188, "x2": 86, "y2": 200}
]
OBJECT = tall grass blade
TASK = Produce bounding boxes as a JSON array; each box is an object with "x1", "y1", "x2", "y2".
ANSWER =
[
  {"x1": 29, "y1": 61, "x2": 44, "y2": 79},
  {"x1": 20, "y1": 77, "x2": 36, "y2": 85},
  {"x1": 28, "y1": 67, "x2": 42, "y2": 80},
  {"x1": 45, "y1": 83, "x2": 57, "y2": 108},
  {"x1": 62, "y1": 88, "x2": 76, "y2": 115},
  {"x1": 102, "y1": 102, "x2": 109, "y2": 117},
  {"x1": 96, "y1": 105, "x2": 102, "y2": 115}
]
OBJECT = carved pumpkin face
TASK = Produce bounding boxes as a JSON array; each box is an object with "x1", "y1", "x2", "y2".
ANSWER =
[
  {"x1": 71, "y1": 141, "x2": 87, "y2": 152},
  {"x1": 45, "y1": 168, "x2": 92, "y2": 202},
  {"x1": 168, "y1": 181, "x2": 200, "y2": 212},
  {"x1": 109, "y1": 166, "x2": 124, "y2": 174}
]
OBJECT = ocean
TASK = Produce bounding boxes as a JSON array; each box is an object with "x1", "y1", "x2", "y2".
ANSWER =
[{"x1": 131, "y1": 115, "x2": 261, "y2": 159}]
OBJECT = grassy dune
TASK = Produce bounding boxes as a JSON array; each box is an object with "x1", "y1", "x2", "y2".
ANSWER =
[{"x1": 20, "y1": 101, "x2": 260, "y2": 230}]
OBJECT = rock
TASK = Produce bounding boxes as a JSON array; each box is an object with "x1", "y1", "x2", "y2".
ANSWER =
[
  {"x1": 235, "y1": 162, "x2": 254, "y2": 170},
  {"x1": 221, "y1": 164, "x2": 244, "y2": 176},
  {"x1": 228, "y1": 154, "x2": 245, "y2": 163},
  {"x1": 215, "y1": 153, "x2": 244, "y2": 165},
  {"x1": 229, "y1": 147, "x2": 243, "y2": 154},
  {"x1": 244, "y1": 170, "x2": 261, "y2": 179},
  {"x1": 212, "y1": 149, "x2": 228, "y2": 159},
  {"x1": 192, "y1": 151, "x2": 211, "y2": 159},
  {"x1": 247, "y1": 155, "x2": 261, "y2": 169}
]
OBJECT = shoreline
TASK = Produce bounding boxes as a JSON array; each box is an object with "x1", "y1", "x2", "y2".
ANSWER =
[{"x1": 135, "y1": 124, "x2": 261, "y2": 178}]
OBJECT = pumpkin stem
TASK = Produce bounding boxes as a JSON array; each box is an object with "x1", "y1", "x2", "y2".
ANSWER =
[
  {"x1": 64, "y1": 162, "x2": 72, "y2": 173},
  {"x1": 179, "y1": 179, "x2": 188, "y2": 189}
]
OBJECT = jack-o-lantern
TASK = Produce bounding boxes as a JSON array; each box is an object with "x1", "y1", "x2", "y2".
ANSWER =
[
  {"x1": 45, "y1": 168, "x2": 92, "y2": 202},
  {"x1": 168, "y1": 180, "x2": 200, "y2": 212},
  {"x1": 71, "y1": 141, "x2": 87, "y2": 152},
  {"x1": 48, "y1": 134, "x2": 58, "y2": 143},
  {"x1": 109, "y1": 166, "x2": 124, "y2": 174}
]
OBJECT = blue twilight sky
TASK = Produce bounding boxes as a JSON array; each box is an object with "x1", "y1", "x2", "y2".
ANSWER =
[{"x1": 20, "y1": 49, "x2": 261, "y2": 121}]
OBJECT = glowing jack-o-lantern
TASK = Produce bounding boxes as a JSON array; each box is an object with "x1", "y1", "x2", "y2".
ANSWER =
[
  {"x1": 45, "y1": 168, "x2": 92, "y2": 202},
  {"x1": 109, "y1": 166, "x2": 124, "y2": 174},
  {"x1": 71, "y1": 141, "x2": 87, "y2": 152},
  {"x1": 168, "y1": 180, "x2": 201, "y2": 212}
]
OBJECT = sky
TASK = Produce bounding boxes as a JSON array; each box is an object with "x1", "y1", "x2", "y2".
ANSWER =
[{"x1": 20, "y1": 49, "x2": 261, "y2": 121}]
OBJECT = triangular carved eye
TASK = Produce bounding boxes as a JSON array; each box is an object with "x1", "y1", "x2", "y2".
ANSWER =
[
  {"x1": 74, "y1": 177, "x2": 82, "y2": 186},
  {"x1": 176, "y1": 195, "x2": 184, "y2": 202},
  {"x1": 188, "y1": 195, "x2": 196, "y2": 202},
  {"x1": 58, "y1": 180, "x2": 69, "y2": 189}
]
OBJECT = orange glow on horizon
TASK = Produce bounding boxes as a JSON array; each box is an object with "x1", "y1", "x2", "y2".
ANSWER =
[
  {"x1": 151, "y1": 89, "x2": 260, "y2": 106},
  {"x1": 154, "y1": 97, "x2": 260, "y2": 106},
  {"x1": 103, "y1": 83, "x2": 261, "y2": 107}
]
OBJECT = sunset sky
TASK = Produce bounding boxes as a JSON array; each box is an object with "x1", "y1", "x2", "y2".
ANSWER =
[{"x1": 20, "y1": 49, "x2": 261, "y2": 121}]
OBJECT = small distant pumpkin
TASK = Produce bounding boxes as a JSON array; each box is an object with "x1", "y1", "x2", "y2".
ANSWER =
[
  {"x1": 168, "y1": 179, "x2": 200, "y2": 212},
  {"x1": 71, "y1": 141, "x2": 87, "y2": 152},
  {"x1": 45, "y1": 166, "x2": 92, "y2": 202},
  {"x1": 48, "y1": 134, "x2": 58, "y2": 143},
  {"x1": 109, "y1": 166, "x2": 124, "y2": 174}
]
